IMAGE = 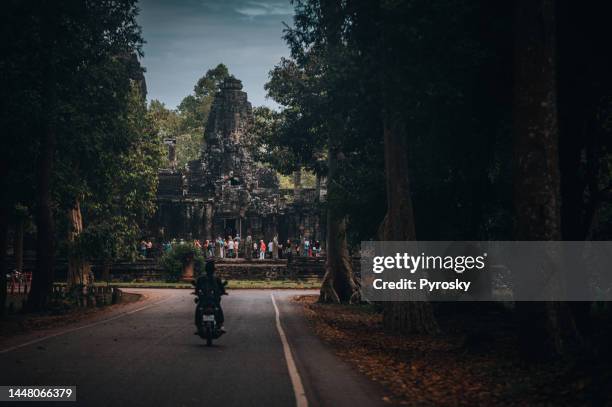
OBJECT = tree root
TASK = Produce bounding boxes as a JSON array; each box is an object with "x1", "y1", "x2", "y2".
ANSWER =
[{"x1": 319, "y1": 276, "x2": 341, "y2": 304}]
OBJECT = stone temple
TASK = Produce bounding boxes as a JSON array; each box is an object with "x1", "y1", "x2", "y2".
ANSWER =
[{"x1": 152, "y1": 77, "x2": 325, "y2": 243}]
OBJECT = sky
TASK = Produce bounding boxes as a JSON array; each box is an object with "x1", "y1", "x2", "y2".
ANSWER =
[{"x1": 137, "y1": 0, "x2": 294, "y2": 109}]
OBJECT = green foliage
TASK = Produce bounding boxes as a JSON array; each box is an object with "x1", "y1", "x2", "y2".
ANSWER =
[
  {"x1": 190, "y1": 64, "x2": 231, "y2": 143},
  {"x1": 261, "y1": 58, "x2": 330, "y2": 176},
  {"x1": 277, "y1": 171, "x2": 317, "y2": 189},
  {"x1": 278, "y1": 174, "x2": 294, "y2": 189},
  {"x1": 263, "y1": 0, "x2": 515, "y2": 244},
  {"x1": 148, "y1": 63, "x2": 230, "y2": 168},
  {"x1": 148, "y1": 100, "x2": 183, "y2": 139},
  {"x1": 257, "y1": 1, "x2": 387, "y2": 245},
  {"x1": 177, "y1": 95, "x2": 202, "y2": 133},
  {"x1": 2, "y1": 1, "x2": 165, "y2": 272},
  {"x1": 194, "y1": 64, "x2": 230, "y2": 99},
  {"x1": 57, "y1": 82, "x2": 164, "y2": 266},
  {"x1": 1, "y1": 0, "x2": 143, "y2": 210},
  {"x1": 148, "y1": 100, "x2": 204, "y2": 169},
  {"x1": 84, "y1": 84, "x2": 163, "y2": 264},
  {"x1": 159, "y1": 243, "x2": 205, "y2": 282},
  {"x1": 148, "y1": 100, "x2": 182, "y2": 166}
]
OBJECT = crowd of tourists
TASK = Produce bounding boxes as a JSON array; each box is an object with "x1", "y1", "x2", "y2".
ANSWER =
[
  {"x1": 146, "y1": 235, "x2": 323, "y2": 260},
  {"x1": 190, "y1": 235, "x2": 322, "y2": 260}
]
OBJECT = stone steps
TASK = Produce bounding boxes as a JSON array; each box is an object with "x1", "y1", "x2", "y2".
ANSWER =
[{"x1": 8, "y1": 253, "x2": 334, "y2": 282}]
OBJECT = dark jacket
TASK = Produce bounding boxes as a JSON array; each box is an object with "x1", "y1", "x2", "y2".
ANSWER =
[{"x1": 195, "y1": 274, "x2": 226, "y2": 303}]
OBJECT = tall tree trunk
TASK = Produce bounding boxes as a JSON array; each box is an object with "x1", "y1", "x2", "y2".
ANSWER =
[
  {"x1": 378, "y1": 116, "x2": 439, "y2": 335},
  {"x1": 0, "y1": 116, "x2": 9, "y2": 315},
  {"x1": 67, "y1": 198, "x2": 93, "y2": 288},
  {"x1": 0, "y1": 206, "x2": 8, "y2": 317},
  {"x1": 13, "y1": 214, "x2": 24, "y2": 273},
  {"x1": 28, "y1": 3, "x2": 57, "y2": 311},
  {"x1": 513, "y1": 0, "x2": 579, "y2": 359},
  {"x1": 318, "y1": 0, "x2": 359, "y2": 304},
  {"x1": 377, "y1": 0, "x2": 438, "y2": 335},
  {"x1": 319, "y1": 145, "x2": 359, "y2": 303},
  {"x1": 29, "y1": 120, "x2": 56, "y2": 311}
]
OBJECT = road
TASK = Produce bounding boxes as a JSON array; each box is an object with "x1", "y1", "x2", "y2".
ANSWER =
[{"x1": 0, "y1": 289, "x2": 385, "y2": 407}]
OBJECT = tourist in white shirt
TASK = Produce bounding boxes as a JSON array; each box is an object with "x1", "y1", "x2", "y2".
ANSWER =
[{"x1": 228, "y1": 237, "x2": 235, "y2": 258}]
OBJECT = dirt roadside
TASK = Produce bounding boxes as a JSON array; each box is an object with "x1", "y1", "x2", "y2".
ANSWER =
[{"x1": 296, "y1": 295, "x2": 608, "y2": 406}]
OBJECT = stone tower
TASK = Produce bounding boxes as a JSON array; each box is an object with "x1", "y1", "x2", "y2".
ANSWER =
[
  {"x1": 189, "y1": 77, "x2": 258, "y2": 194},
  {"x1": 153, "y1": 75, "x2": 322, "y2": 245},
  {"x1": 187, "y1": 76, "x2": 279, "y2": 239},
  {"x1": 201, "y1": 77, "x2": 255, "y2": 189},
  {"x1": 206, "y1": 77, "x2": 253, "y2": 145}
]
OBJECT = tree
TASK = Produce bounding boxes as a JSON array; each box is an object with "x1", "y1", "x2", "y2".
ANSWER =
[
  {"x1": 513, "y1": 0, "x2": 580, "y2": 359},
  {"x1": 0, "y1": 1, "x2": 43, "y2": 314},
  {"x1": 262, "y1": 0, "x2": 365, "y2": 303},
  {"x1": 148, "y1": 99, "x2": 183, "y2": 167},
  {"x1": 0, "y1": 208, "x2": 7, "y2": 316},
  {"x1": 367, "y1": 0, "x2": 514, "y2": 333},
  {"x1": 314, "y1": 0, "x2": 360, "y2": 303},
  {"x1": 78, "y1": 84, "x2": 163, "y2": 283},
  {"x1": 371, "y1": 0, "x2": 439, "y2": 334},
  {"x1": 271, "y1": 0, "x2": 514, "y2": 297},
  {"x1": 46, "y1": 8, "x2": 145, "y2": 291},
  {"x1": 556, "y1": 1, "x2": 612, "y2": 342},
  {"x1": 30, "y1": 0, "x2": 60, "y2": 310},
  {"x1": 1, "y1": 0, "x2": 147, "y2": 309},
  {"x1": 194, "y1": 64, "x2": 230, "y2": 102}
]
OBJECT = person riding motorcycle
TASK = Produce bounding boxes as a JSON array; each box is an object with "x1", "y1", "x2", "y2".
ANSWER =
[{"x1": 194, "y1": 259, "x2": 227, "y2": 334}]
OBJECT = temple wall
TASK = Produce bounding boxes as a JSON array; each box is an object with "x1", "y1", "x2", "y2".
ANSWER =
[{"x1": 151, "y1": 199, "x2": 204, "y2": 240}]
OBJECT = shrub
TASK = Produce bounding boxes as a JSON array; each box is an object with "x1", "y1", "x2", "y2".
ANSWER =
[{"x1": 160, "y1": 243, "x2": 205, "y2": 282}]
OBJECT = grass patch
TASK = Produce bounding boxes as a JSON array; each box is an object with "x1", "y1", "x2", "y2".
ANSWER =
[
  {"x1": 227, "y1": 279, "x2": 321, "y2": 289},
  {"x1": 84, "y1": 280, "x2": 321, "y2": 289}
]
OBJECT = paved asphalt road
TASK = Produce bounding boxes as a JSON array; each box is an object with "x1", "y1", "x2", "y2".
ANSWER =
[{"x1": 0, "y1": 289, "x2": 385, "y2": 407}]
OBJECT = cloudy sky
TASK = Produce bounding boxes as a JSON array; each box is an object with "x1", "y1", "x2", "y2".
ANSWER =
[{"x1": 137, "y1": 0, "x2": 294, "y2": 109}]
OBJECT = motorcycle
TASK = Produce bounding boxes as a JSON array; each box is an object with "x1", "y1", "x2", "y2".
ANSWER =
[{"x1": 192, "y1": 281, "x2": 227, "y2": 346}]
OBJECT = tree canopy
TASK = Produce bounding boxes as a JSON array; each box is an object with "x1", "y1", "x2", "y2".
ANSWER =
[{"x1": 1, "y1": 0, "x2": 162, "y2": 309}]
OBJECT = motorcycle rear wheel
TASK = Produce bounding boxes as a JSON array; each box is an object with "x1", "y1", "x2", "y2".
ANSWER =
[{"x1": 205, "y1": 326, "x2": 213, "y2": 346}]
